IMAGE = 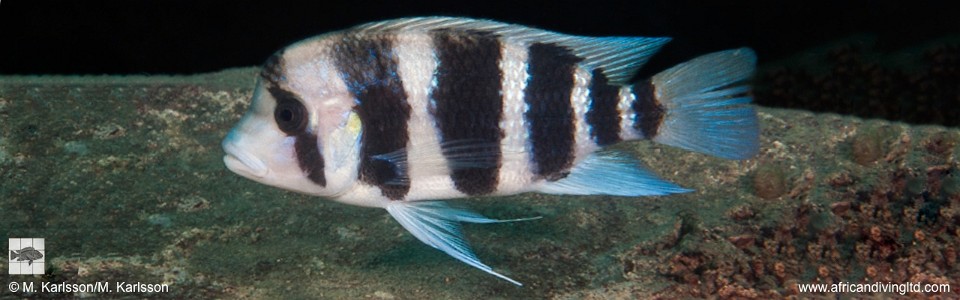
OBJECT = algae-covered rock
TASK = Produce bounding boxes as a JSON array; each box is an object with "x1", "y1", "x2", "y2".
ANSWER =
[{"x1": 1, "y1": 69, "x2": 957, "y2": 298}]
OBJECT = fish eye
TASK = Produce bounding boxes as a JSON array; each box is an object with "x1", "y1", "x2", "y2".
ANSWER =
[{"x1": 274, "y1": 97, "x2": 308, "y2": 134}]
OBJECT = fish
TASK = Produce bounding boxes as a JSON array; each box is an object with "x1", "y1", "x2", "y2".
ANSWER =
[
  {"x1": 10, "y1": 246, "x2": 43, "y2": 265},
  {"x1": 222, "y1": 17, "x2": 759, "y2": 285}
]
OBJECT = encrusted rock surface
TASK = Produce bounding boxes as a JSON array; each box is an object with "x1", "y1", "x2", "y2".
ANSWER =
[{"x1": 1, "y1": 69, "x2": 957, "y2": 298}]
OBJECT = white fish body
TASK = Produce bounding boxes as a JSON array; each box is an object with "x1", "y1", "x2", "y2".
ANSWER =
[{"x1": 222, "y1": 17, "x2": 759, "y2": 285}]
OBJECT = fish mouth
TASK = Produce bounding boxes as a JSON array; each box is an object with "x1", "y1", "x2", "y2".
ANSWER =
[{"x1": 222, "y1": 141, "x2": 268, "y2": 178}]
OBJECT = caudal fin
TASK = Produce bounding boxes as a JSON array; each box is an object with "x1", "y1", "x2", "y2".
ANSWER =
[{"x1": 632, "y1": 48, "x2": 759, "y2": 160}]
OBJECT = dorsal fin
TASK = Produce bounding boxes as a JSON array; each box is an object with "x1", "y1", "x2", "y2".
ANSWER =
[{"x1": 352, "y1": 17, "x2": 671, "y2": 84}]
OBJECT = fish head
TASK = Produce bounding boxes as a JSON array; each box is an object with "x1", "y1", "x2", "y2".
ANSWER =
[{"x1": 223, "y1": 42, "x2": 363, "y2": 198}]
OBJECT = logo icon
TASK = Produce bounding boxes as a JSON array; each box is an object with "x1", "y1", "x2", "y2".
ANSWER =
[{"x1": 8, "y1": 238, "x2": 45, "y2": 275}]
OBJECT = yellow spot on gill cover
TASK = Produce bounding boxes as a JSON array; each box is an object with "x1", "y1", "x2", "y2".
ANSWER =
[{"x1": 346, "y1": 111, "x2": 362, "y2": 134}]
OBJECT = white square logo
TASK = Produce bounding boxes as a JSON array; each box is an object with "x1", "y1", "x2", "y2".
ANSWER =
[{"x1": 8, "y1": 238, "x2": 45, "y2": 275}]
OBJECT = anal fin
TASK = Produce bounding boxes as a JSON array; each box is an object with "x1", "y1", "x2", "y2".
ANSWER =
[
  {"x1": 385, "y1": 201, "x2": 539, "y2": 286},
  {"x1": 539, "y1": 151, "x2": 692, "y2": 196}
]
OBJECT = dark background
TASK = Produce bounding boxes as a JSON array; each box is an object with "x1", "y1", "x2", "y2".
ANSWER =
[{"x1": 1, "y1": 0, "x2": 958, "y2": 125}]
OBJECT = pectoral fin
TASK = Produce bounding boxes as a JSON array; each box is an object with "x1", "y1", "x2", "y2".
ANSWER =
[{"x1": 371, "y1": 139, "x2": 511, "y2": 186}]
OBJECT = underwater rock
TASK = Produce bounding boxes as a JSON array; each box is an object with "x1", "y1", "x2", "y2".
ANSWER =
[
  {"x1": 851, "y1": 126, "x2": 888, "y2": 165},
  {"x1": 1, "y1": 69, "x2": 957, "y2": 298},
  {"x1": 753, "y1": 162, "x2": 788, "y2": 199}
]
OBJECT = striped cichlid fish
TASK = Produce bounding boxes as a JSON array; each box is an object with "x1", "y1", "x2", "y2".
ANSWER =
[{"x1": 222, "y1": 17, "x2": 759, "y2": 285}]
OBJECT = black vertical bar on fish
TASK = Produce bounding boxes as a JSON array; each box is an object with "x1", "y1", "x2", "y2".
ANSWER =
[
  {"x1": 430, "y1": 29, "x2": 504, "y2": 196},
  {"x1": 294, "y1": 132, "x2": 326, "y2": 186},
  {"x1": 585, "y1": 69, "x2": 623, "y2": 146},
  {"x1": 262, "y1": 52, "x2": 326, "y2": 187},
  {"x1": 631, "y1": 80, "x2": 664, "y2": 139},
  {"x1": 274, "y1": 87, "x2": 327, "y2": 186},
  {"x1": 524, "y1": 43, "x2": 582, "y2": 181},
  {"x1": 333, "y1": 35, "x2": 411, "y2": 200},
  {"x1": 260, "y1": 50, "x2": 285, "y2": 87}
]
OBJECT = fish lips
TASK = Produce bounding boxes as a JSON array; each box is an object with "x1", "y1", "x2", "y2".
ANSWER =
[{"x1": 222, "y1": 140, "x2": 269, "y2": 178}]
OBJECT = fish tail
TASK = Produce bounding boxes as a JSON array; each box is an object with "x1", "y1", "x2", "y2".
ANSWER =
[
  {"x1": 10, "y1": 250, "x2": 17, "y2": 260},
  {"x1": 628, "y1": 48, "x2": 759, "y2": 160}
]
